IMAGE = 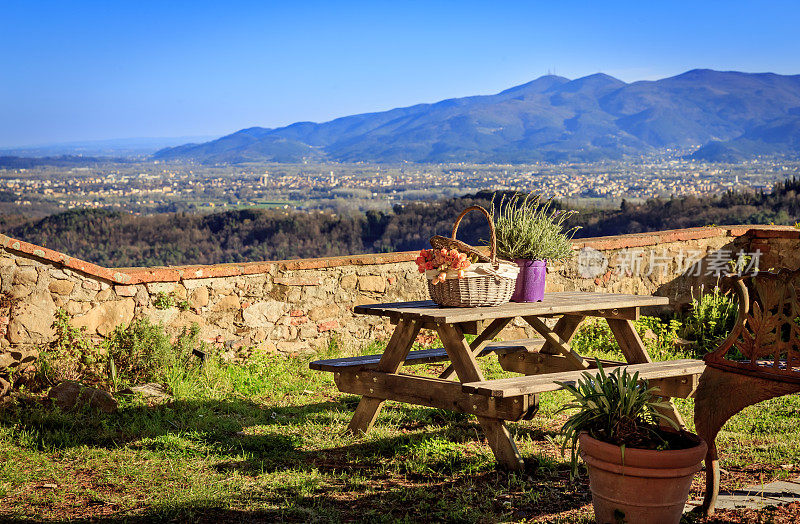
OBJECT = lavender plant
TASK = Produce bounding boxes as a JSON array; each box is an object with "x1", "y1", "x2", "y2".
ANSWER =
[{"x1": 490, "y1": 192, "x2": 579, "y2": 261}]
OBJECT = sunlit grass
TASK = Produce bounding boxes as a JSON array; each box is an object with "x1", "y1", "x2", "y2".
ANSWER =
[{"x1": 0, "y1": 316, "x2": 797, "y2": 522}]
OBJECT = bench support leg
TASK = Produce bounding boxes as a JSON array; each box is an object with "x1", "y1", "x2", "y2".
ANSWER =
[
  {"x1": 437, "y1": 322, "x2": 525, "y2": 471},
  {"x1": 694, "y1": 366, "x2": 800, "y2": 517},
  {"x1": 346, "y1": 319, "x2": 422, "y2": 435}
]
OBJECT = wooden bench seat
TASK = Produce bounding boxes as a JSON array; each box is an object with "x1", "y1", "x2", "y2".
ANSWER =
[
  {"x1": 462, "y1": 359, "x2": 706, "y2": 398},
  {"x1": 309, "y1": 338, "x2": 544, "y2": 372},
  {"x1": 328, "y1": 359, "x2": 704, "y2": 423}
]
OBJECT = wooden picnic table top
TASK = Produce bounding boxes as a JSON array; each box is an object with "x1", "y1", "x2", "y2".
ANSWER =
[{"x1": 353, "y1": 292, "x2": 670, "y2": 323}]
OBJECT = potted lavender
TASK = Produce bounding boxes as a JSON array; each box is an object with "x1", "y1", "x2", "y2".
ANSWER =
[{"x1": 491, "y1": 193, "x2": 578, "y2": 302}]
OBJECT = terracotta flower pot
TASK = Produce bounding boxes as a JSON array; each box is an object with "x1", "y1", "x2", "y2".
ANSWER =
[{"x1": 579, "y1": 432, "x2": 707, "y2": 524}]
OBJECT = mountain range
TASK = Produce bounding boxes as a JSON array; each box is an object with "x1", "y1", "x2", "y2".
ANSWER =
[{"x1": 154, "y1": 69, "x2": 800, "y2": 164}]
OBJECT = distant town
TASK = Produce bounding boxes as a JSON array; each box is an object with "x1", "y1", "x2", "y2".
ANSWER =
[{"x1": 2, "y1": 157, "x2": 799, "y2": 216}]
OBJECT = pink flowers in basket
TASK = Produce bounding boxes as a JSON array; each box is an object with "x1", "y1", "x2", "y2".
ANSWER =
[{"x1": 415, "y1": 248, "x2": 471, "y2": 284}]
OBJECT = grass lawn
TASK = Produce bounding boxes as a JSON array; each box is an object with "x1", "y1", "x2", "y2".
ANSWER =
[{"x1": 1, "y1": 318, "x2": 799, "y2": 523}]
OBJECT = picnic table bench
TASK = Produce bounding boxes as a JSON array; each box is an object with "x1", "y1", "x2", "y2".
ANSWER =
[{"x1": 311, "y1": 291, "x2": 706, "y2": 470}]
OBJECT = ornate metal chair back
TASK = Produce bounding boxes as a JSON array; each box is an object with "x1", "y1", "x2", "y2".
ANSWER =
[{"x1": 705, "y1": 269, "x2": 800, "y2": 383}]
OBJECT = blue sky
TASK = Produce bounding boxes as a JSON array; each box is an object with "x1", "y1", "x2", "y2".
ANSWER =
[{"x1": 2, "y1": 0, "x2": 799, "y2": 147}]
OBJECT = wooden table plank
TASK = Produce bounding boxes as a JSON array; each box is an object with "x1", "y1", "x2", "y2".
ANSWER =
[{"x1": 353, "y1": 293, "x2": 669, "y2": 323}]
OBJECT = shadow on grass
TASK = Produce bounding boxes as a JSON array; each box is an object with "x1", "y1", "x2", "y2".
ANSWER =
[
  {"x1": 1, "y1": 394, "x2": 556, "y2": 455},
  {"x1": 0, "y1": 397, "x2": 341, "y2": 453},
  {"x1": 1, "y1": 396, "x2": 589, "y2": 523},
  {"x1": 1, "y1": 463, "x2": 591, "y2": 524}
]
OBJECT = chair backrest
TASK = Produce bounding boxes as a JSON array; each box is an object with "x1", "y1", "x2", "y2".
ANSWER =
[{"x1": 705, "y1": 269, "x2": 800, "y2": 384}]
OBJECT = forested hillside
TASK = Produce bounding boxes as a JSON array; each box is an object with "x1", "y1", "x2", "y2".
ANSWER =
[{"x1": 5, "y1": 179, "x2": 800, "y2": 267}]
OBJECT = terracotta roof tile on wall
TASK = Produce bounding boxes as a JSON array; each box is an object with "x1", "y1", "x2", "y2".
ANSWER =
[{"x1": 0, "y1": 226, "x2": 791, "y2": 285}]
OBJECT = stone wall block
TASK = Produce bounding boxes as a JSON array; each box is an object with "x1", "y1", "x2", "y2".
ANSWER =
[
  {"x1": 358, "y1": 275, "x2": 385, "y2": 293},
  {"x1": 317, "y1": 320, "x2": 338, "y2": 332},
  {"x1": 308, "y1": 304, "x2": 342, "y2": 322},
  {"x1": 340, "y1": 274, "x2": 357, "y2": 290},
  {"x1": 211, "y1": 294, "x2": 241, "y2": 312},
  {"x1": 242, "y1": 300, "x2": 285, "y2": 327},
  {"x1": 115, "y1": 285, "x2": 137, "y2": 297},
  {"x1": 48, "y1": 280, "x2": 75, "y2": 296},
  {"x1": 0, "y1": 267, "x2": 14, "y2": 293},
  {"x1": 7, "y1": 291, "x2": 56, "y2": 344},
  {"x1": 146, "y1": 282, "x2": 176, "y2": 295},
  {"x1": 8, "y1": 285, "x2": 33, "y2": 300},
  {"x1": 82, "y1": 280, "x2": 101, "y2": 291},
  {"x1": 49, "y1": 269, "x2": 70, "y2": 280},
  {"x1": 71, "y1": 299, "x2": 135, "y2": 336},
  {"x1": 274, "y1": 275, "x2": 322, "y2": 286},
  {"x1": 134, "y1": 286, "x2": 149, "y2": 306},
  {"x1": 188, "y1": 287, "x2": 210, "y2": 309},
  {"x1": 13, "y1": 268, "x2": 38, "y2": 286},
  {"x1": 15, "y1": 257, "x2": 39, "y2": 267}
]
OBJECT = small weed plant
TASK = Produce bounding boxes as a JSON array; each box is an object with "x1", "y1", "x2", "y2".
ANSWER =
[
  {"x1": 152, "y1": 292, "x2": 173, "y2": 310},
  {"x1": 152, "y1": 292, "x2": 192, "y2": 311},
  {"x1": 38, "y1": 309, "x2": 106, "y2": 385}
]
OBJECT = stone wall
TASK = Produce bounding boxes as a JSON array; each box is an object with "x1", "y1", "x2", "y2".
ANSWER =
[{"x1": 0, "y1": 225, "x2": 794, "y2": 367}]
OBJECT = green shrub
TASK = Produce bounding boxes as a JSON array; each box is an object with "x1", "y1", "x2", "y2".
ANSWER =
[
  {"x1": 569, "y1": 315, "x2": 686, "y2": 361},
  {"x1": 105, "y1": 319, "x2": 204, "y2": 389},
  {"x1": 39, "y1": 311, "x2": 207, "y2": 392},
  {"x1": 152, "y1": 292, "x2": 173, "y2": 310},
  {"x1": 38, "y1": 309, "x2": 106, "y2": 386},
  {"x1": 681, "y1": 284, "x2": 738, "y2": 355}
]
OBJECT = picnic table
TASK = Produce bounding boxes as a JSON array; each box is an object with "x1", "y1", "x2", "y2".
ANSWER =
[{"x1": 310, "y1": 291, "x2": 705, "y2": 470}]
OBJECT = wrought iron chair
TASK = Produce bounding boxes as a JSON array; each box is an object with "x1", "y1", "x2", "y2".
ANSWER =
[{"x1": 695, "y1": 269, "x2": 800, "y2": 516}]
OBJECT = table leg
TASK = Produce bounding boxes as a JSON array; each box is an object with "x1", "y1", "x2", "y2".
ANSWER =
[
  {"x1": 606, "y1": 318, "x2": 685, "y2": 428},
  {"x1": 540, "y1": 315, "x2": 584, "y2": 355},
  {"x1": 436, "y1": 322, "x2": 525, "y2": 471},
  {"x1": 439, "y1": 317, "x2": 511, "y2": 380},
  {"x1": 524, "y1": 315, "x2": 589, "y2": 369},
  {"x1": 346, "y1": 319, "x2": 422, "y2": 434}
]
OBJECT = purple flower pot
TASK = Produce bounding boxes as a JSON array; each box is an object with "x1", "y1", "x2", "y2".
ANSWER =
[{"x1": 511, "y1": 259, "x2": 547, "y2": 302}]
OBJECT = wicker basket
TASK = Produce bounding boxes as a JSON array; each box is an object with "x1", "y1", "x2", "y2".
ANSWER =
[{"x1": 426, "y1": 206, "x2": 517, "y2": 307}]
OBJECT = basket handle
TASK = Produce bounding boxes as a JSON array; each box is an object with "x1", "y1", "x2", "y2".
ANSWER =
[{"x1": 451, "y1": 205, "x2": 497, "y2": 266}]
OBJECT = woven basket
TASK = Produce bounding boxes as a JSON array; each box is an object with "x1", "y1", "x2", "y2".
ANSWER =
[{"x1": 426, "y1": 206, "x2": 517, "y2": 307}]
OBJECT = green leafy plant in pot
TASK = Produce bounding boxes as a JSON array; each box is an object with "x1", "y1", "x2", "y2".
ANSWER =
[
  {"x1": 556, "y1": 361, "x2": 707, "y2": 524},
  {"x1": 491, "y1": 193, "x2": 578, "y2": 302}
]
